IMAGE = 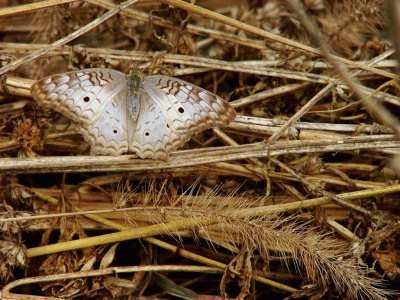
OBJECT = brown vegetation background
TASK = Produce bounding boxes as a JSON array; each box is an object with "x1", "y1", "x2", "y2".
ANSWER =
[{"x1": 0, "y1": 0, "x2": 399, "y2": 299}]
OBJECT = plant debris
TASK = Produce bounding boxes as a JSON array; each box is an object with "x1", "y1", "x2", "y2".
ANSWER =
[{"x1": 0, "y1": 0, "x2": 399, "y2": 299}]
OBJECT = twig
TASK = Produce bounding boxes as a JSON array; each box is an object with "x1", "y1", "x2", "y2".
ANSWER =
[
  {"x1": 285, "y1": 0, "x2": 400, "y2": 137},
  {"x1": 0, "y1": 135, "x2": 398, "y2": 173},
  {"x1": 88, "y1": 0, "x2": 267, "y2": 50},
  {"x1": 267, "y1": 49, "x2": 397, "y2": 144},
  {"x1": 0, "y1": 0, "x2": 77, "y2": 18},
  {"x1": 0, "y1": 0, "x2": 139, "y2": 76},
  {"x1": 159, "y1": 0, "x2": 398, "y2": 80}
]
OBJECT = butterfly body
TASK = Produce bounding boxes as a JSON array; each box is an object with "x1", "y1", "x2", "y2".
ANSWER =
[
  {"x1": 31, "y1": 68, "x2": 236, "y2": 159},
  {"x1": 126, "y1": 69, "x2": 142, "y2": 120}
]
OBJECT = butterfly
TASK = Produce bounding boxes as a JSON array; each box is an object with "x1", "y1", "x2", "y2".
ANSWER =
[{"x1": 30, "y1": 68, "x2": 236, "y2": 159}]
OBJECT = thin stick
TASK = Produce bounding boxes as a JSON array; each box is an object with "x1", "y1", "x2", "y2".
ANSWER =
[
  {"x1": 0, "y1": 135, "x2": 398, "y2": 173},
  {"x1": 0, "y1": 0, "x2": 138, "y2": 76},
  {"x1": 159, "y1": 0, "x2": 398, "y2": 80},
  {"x1": 267, "y1": 49, "x2": 397, "y2": 144},
  {"x1": 0, "y1": 0, "x2": 77, "y2": 17},
  {"x1": 285, "y1": 0, "x2": 400, "y2": 137}
]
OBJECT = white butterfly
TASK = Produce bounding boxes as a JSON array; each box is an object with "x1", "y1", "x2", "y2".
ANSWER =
[{"x1": 30, "y1": 69, "x2": 236, "y2": 159}]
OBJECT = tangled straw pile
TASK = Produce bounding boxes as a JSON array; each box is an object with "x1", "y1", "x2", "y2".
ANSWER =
[{"x1": 0, "y1": 0, "x2": 399, "y2": 299}]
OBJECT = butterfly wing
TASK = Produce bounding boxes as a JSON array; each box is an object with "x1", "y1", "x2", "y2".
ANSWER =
[
  {"x1": 144, "y1": 76, "x2": 236, "y2": 133},
  {"x1": 130, "y1": 90, "x2": 183, "y2": 159},
  {"x1": 31, "y1": 68, "x2": 130, "y2": 155},
  {"x1": 132, "y1": 75, "x2": 236, "y2": 159},
  {"x1": 77, "y1": 88, "x2": 130, "y2": 155}
]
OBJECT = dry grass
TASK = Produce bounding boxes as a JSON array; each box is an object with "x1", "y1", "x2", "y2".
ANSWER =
[{"x1": 0, "y1": 0, "x2": 399, "y2": 299}]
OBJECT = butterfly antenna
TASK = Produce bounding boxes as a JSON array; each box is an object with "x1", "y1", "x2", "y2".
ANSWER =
[{"x1": 128, "y1": 26, "x2": 162, "y2": 76}]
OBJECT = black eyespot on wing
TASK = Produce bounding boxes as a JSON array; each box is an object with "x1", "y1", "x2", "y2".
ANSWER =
[
  {"x1": 113, "y1": 129, "x2": 118, "y2": 134},
  {"x1": 84, "y1": 96, "x2": 90, "y2": 102},
  {"x1": 178, "y1": 107, "x2": 184, "y2": 113},
  {"x1": 166, "y1": 124, "x2": 170, "y2": 128},
  {"x1": 145, "y1": 131, "x2": 150, "y2": 136}
]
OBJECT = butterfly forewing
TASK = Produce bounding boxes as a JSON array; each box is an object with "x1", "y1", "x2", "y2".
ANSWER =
[
  {"x1": 31, "y1": 69, "x2": 127, "y2": 124},
  {"x1": 143, "y1": 76, "x2": 236, "y2": 134},
  {"x1": 31, "y1": 69, "x2": 130, "y2": 155}
]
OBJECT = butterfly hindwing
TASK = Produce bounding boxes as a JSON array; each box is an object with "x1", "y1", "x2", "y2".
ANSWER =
[{"x1": 131, "y1": 90, "x2": 187, "y2": 159}]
